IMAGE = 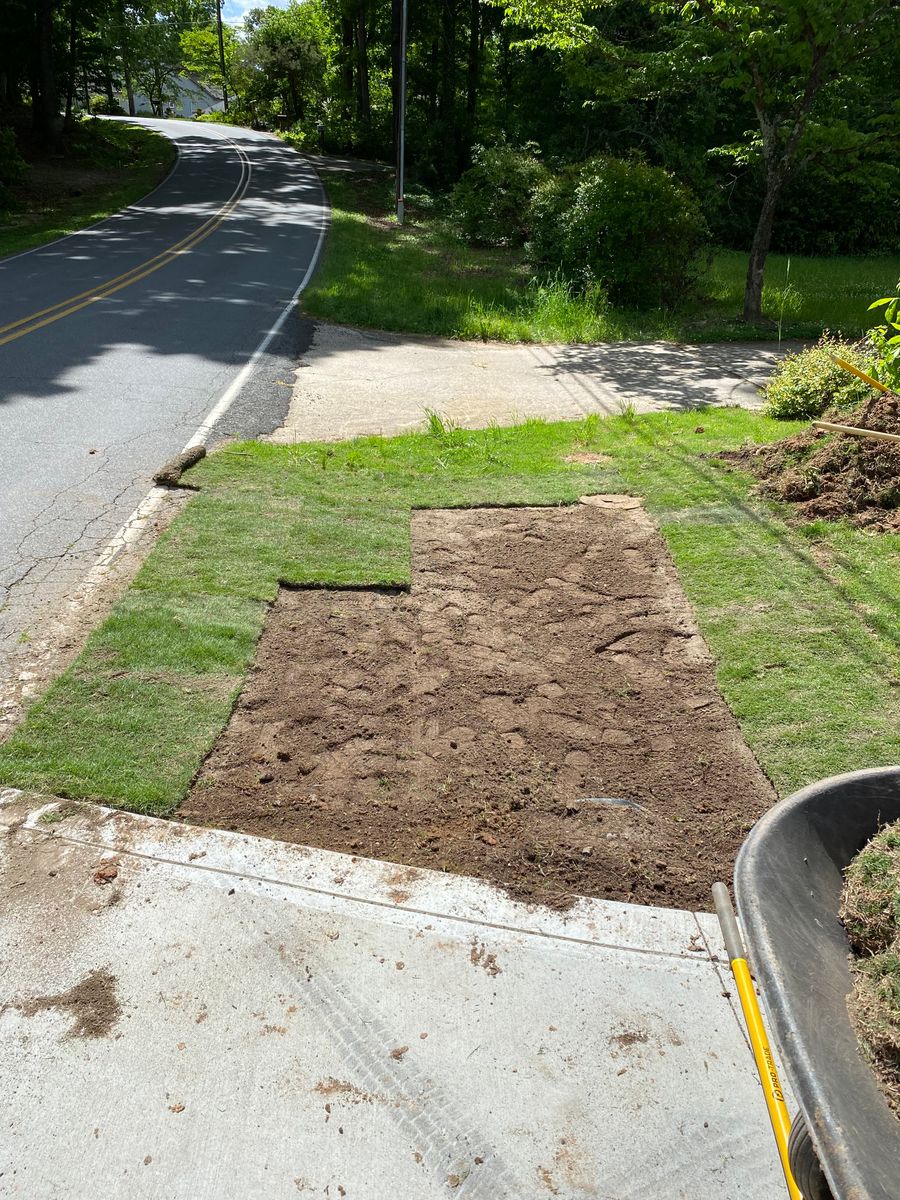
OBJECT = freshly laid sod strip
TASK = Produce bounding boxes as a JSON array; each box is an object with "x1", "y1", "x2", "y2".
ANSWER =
[
  {"x1": 0, "y1": 121, "x2": 176, "y2": 260},
  {"x1": 303, "y1": 173, "x2": 900, "y2": 344},
  {"x1": 1, "y1": 409, "x2": 898, "y2": 812}
]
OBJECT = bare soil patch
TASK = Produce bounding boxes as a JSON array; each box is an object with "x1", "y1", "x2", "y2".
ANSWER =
[
  {"x1": 182, "y1": 503, "x2": 774, "y2": 910},
  {"x1": 720, "y1": 393, "x2": 900, "y2": 531}
]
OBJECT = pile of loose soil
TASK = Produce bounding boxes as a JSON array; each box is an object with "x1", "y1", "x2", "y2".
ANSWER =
[
  {"x1": 181, "y1": 502, "x2": 775, "y2": 911},
  {"x1": 841, "y1": 822, "x2": 900, "y2": 1118},
  {"x1": 721, "y1": 392, "x2": 900, "y2": 531}
]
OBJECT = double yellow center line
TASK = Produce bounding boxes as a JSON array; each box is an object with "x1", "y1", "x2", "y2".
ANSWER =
[{"x1": 0, "y1": 139, "x2": 252, "y2": 349}]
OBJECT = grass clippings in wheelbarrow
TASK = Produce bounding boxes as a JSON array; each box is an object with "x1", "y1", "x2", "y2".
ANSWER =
[{"x1": 841, "y1": 821, "x2": 900, "y2": 1117}]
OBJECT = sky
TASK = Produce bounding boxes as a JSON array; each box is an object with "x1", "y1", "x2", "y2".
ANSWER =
[{"x1": 221, "y1": 0, "x2": 291, "y2": 25}]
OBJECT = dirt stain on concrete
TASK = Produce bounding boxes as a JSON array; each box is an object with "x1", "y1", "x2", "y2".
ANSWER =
[{"x1": 12, "y1": 968, "x2": 121, "y2": 1039}]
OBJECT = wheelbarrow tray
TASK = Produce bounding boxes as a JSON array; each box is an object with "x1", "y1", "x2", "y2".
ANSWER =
[{"x1": 734, "y1": 766, "x2": 900, "y2": 1200}]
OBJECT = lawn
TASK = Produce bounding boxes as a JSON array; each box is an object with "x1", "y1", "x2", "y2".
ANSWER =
[
  {"x1": 0, "y1": 119, "x2": 176, "y2": 260},
  {"x1": 302, "y1": 173, "x2": 900, "y2": 345},
  {"x1": 0, "y1": 408, "x2": 898, "y2": 812}
]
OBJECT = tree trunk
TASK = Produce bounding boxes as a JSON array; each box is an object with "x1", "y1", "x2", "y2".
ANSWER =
[
  {"x1": 466, "y1": 0, "x2": 480, "y2": 120},
  {"x1": 340, "y1": 15, "x2": 354, "y2": 119},
  {"x1": 33, "y1": 0, "x2": 61, "y2": 147},
  {"x1": 288, "y1": 73, "x2": 301, "y2": 121},
  {"x1": 118, "y1": 1, "x2": 135, "y2": 115},
  {"x1": 354, "y1": 7, "x2": 370, "y2": 124},
  {"x1": 104, "y1": 69, "x2": 115, "y2": 106},
  {"x1": 438, "y1": 0, "x2": 459, "y2": 176},
  {"x1": 152, "y1": 66, "x2": 163, "y2": 117},
  {"x1": 743, "y1": 169, "x2": 784, "y2": 323},
  {"x1": 65, "y1": 0, "x2": 78, "y2": 123}
]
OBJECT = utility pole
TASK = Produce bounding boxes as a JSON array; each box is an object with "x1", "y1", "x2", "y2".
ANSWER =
[
  {"x1": 395, "y1": 0, "x2": 408, "y2": 224},
  {"x1": 215, "y1": 0, "x2": 229, "y2": 113}
]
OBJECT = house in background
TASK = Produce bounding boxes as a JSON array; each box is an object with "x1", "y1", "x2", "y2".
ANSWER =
[{"x1": 129, "y1": 74, "x2": 225, "y2": 119}]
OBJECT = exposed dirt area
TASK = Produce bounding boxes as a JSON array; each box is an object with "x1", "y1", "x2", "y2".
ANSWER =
[
  {"x1": 720, "y1": 393, "x2": 900, "y2": 531},
  {"x1": 182, "y1": 502, "x2": 775, "y2": 910}
]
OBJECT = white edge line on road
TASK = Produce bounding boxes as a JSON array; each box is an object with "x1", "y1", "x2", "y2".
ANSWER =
[
  {"x1": 182, "y1": 168, "x2": 330, "y2": 450},
  {"x1": 82, "y1": 155, "x2": 330, "y2": 590}
]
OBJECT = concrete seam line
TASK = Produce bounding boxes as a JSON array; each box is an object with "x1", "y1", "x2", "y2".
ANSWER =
[{"x1": 33, "y1": 815, "x2": 713, "y2": 964}]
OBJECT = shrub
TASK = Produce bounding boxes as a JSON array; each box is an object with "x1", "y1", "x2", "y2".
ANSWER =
[
  {"x1": 868, "y1": 282, "x2": 900, "y2": 392},
  {"x1": 281, "y1": 120, "x2": 322, "y2": 152},
  {"x1": 88, "y1": 94, "x2": 125, "y2": 116},
  {"x1": 764, "y1": 336, "x2": 877, "y2": 420},
  {"x1": 526, "y1": 166, "x2": 579, "y2": 268},
  {"x1": 451, "y1": 142, "x2": 547, "y2": 246},
  {"x1": 530, "y1": 155, "x2": 708, "y2": 307},
  {"x1": 195, "y1": 109, "x2": 233, "y2": 125},
  {"x1": 0, "y1": 125, "x2": 27, "y2": 186}
]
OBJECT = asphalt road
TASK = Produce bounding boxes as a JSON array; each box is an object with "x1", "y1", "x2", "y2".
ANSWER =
[{"x1": 0, "y1": 117, "x2": 327, "y2": 696}]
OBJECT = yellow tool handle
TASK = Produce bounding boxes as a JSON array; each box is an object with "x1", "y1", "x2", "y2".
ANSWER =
[
  {"x1": 731, "y1": 956, "x2": 802, "y2": 1200},
  {"x1": 830, "y1": 355, "x2": 890, "y2": 393},
  {"x1": 712, "y1": 883, "x2": 803, "y2": 1200}
]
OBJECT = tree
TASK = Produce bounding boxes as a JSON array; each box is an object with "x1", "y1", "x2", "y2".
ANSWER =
[
  {"x1": 241, "y1": 3, "x2": 331, "y2": 124},
  {"x1": 497, "y1": 0, "x2": 899, "y2": 320},
  {"x1": 32, "y1": 0, "x2": 63, "y2": 145},
  {"x1": 180, "y1": 22, "x2": 237, "y2": 96},
  {"x1": 668, "y1": 0, "x2": 900, "y2": 321}
]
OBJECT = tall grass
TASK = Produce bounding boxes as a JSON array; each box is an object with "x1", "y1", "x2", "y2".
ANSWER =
[{"x1": 303, "y1": 174, "x2": 900, "y2": 345}]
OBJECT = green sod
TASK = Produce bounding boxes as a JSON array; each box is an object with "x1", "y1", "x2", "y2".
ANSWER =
[{"x1": 1, "y1": 409, "x2": 897, "y2": 812}]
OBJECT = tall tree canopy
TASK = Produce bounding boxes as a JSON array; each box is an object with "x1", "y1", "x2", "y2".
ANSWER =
[{"x1": 2, "y1": 0, "x2": 897, "y2": 316}]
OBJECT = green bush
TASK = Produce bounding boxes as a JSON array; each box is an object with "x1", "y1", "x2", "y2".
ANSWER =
[
  {"x1": 451, "y1": 142, "x2": 547, "y2": 246},
  {"x1": 195, "y1": 109, "x2": 234, "y2": 125},
  {"x1": 526, "y1": 166, "x2": 579, "y2": 268},
  {"x1": 765, "y1": 337, "x2": 877, "y2": 420},
  {"x1": 868, "y1": 282, "x2": 900, "y2": 392},
  {"x1": 88, "y1": 94, "x2": 125, "y2": 116},
  {"x1": 281, "y1": 120, "x2": 322, "y2": 152},
  {"x1": 530, "y1": 156, "x2": 708, "y2": 307},
  {"x1": 0, "y1": 126, "x2": 27, "y2": 209}
]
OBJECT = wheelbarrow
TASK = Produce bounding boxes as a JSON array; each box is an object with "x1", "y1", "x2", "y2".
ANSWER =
[{"x1": 733, "y1": 766, "x2": 900, "y2": 1200}]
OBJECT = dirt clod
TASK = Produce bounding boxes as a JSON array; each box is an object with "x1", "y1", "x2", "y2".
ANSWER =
[
  {"x1": 92, "y1": 860, "x2": 119, "y2": 885},
  {"x1": 181, "y1": 505, "x2": 773, "y2": 910}
]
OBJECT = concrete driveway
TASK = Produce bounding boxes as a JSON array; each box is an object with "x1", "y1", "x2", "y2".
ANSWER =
[
  {"x1": 1, "y1": 789, "x2": 788, "y2": 1199},
  {"x1": 272, "y1": 322, "x2": 797, "y2": 444}
]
